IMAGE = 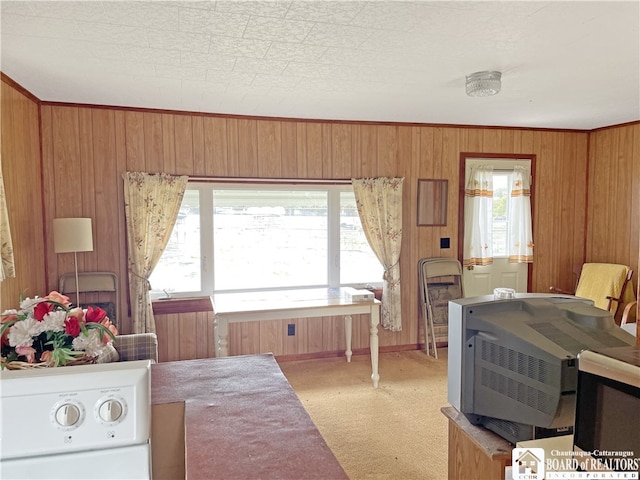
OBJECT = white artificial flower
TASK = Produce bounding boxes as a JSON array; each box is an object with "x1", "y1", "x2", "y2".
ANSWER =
[
  {"x1": 38, "y1": 310, "x2": 67, "y2": 334},
  {"x1": 19, "y1": 296, "x2": 45, "y2": 312},
  {"x1": 7, "y1": 317, "x2": 40, "y2": 347},
  {"x1": 72, "y1": 330, "x2": 103, "y2": 358}
]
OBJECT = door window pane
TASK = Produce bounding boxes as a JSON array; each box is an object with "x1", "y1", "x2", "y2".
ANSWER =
[{"x1": 492, "y1": 174, "x2": 509, "y2": 256}]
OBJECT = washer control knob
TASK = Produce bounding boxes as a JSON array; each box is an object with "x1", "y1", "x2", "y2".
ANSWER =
[
  {"x1": 55, "y1": 404, "x2": 81, "y2": 427},
  {"x1": 98, "y1": 400, "x2": 123, "y2": 422}
]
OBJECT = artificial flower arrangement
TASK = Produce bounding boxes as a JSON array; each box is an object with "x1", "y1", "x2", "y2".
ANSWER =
[{"x1": 1, "y1": 291, "x2": 118, "y2": 369}]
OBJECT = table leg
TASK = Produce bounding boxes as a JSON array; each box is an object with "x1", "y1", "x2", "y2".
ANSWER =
[
  {"x1": 344, "y1": 314, "x2": 353, "y2": 362},
  {"x1": 370, "y1": 305, "x2": 380, "y2": 388},
  {"x1": 214, "y1": 314, "x2": 229, "y2": 357}
]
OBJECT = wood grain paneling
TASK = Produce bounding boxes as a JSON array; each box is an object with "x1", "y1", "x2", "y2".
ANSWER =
[
  {"x1": 3, "y1": 75, "x2": 639, "y2": 362},
  {"x1": 0, "y1": 80, "x2": 45, "y2": 310},
  {"x1": 257, "y1": 121, "x2": 282, "y2": 178},
  {"x1": 443, "y1": 406, "x2": 512, "y2": 480},
  {"x1": 587, "y1": 124, "x2": 640, "y2": 298}
]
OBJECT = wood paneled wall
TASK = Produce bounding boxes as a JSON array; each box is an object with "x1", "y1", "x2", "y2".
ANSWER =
[
  {"x1": 155, "y1": 311, "x2": 216, "y2": 362},
  {"x1": 36, "y1": 106, "x2": 592, "y2": 358},
  {"x1": 586, "y1": 123, "x2": 640, "y2": 325},
  {"x1": 587, "y1": 124, "x2": 640, "y2": 280},
  {"x1": 0, "y1": 79, "x2": 45, "y2": 311},
  {"x1": 3, "y1": 76, "x2": 638, "y2": 361}
]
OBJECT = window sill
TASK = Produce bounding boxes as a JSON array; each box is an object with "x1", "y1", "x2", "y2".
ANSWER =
[{"x1": 151, "y1": 296, "x2": 213, "y2": 315}]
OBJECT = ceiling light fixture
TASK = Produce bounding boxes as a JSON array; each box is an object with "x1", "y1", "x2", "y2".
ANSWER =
[{"x1": 465, "y1": 71, "x2": 502, "y2": 97}]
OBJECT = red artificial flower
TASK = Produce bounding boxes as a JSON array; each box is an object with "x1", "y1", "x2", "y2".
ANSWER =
[
  {"x1": 85, "y1": 306, "x2": 107, "y2": 323},
  {"x1": 64, "y1": 316, "x2": 81, "y2": 337},
  {"x1": 33, "y1": 301, "x2": 54, "y2": 321}
]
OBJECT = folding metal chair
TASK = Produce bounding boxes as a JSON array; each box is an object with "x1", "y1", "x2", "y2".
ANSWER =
[
  {"x1": 418, "y1": 258, "x2": 464, "y2": 358},
  {"x1": 59, "y1": 272, "x2": 120, "y2": 326}
]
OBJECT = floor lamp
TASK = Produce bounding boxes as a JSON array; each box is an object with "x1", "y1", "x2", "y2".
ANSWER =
[{"x1": 53, "y1": 218, "x2": 94, "y2": 307}]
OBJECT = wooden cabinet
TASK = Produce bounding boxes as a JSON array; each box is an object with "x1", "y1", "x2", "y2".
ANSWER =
[{"x1": 442, "y1": 406, "x2": 512, "y2": 480}]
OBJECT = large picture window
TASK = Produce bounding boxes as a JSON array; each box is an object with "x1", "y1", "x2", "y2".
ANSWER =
[{"x1": 149, "y1": 182, "x2": 382, "y2": 296}]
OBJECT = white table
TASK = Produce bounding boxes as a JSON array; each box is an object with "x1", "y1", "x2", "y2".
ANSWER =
[{"x1": 211, "y1": 288, "x2": 381, "y2": 388}]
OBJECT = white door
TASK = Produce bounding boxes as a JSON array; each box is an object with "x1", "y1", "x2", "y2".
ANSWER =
[
  {"x1": 464, "y1": 258, "x2": 528, "y2": 297},
  {"x1": 462, "y1": 158, "x2": 531, "y2": 297}
]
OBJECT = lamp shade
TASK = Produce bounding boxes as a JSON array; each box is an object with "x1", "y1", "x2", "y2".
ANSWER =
[{"x1": 53, "y1": 218, "x2": 94, "y2": 253}]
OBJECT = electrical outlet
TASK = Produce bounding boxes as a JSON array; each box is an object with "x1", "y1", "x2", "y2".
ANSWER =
[{"x1": 287, "y1": 324, "x2": 295, "y2": 336}]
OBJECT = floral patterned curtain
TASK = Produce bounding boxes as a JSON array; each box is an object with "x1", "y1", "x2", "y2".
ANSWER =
[
  {"x1": 463, "y1": 165, "x2": 494, "y2": 266},
  {"x1": 508, "y1": 166, "x2": 534, "y2": 263},
  {"x1": 352, "y1": 177, "x2": 404, "y2": 331},
  {"x1": 0, "y1": 155, "x2": 15, "y2": 282},
  {"x1": 122, "y1": 172, "x2": 188, "y2": 334}
]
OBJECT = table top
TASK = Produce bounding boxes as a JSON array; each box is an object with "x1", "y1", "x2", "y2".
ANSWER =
[
  {"x1": 211, "y1": 287, "x2": 379, "y2": 315},
  {"x1": 152, "y1": 354, "x2": 348, "y2": 479}
]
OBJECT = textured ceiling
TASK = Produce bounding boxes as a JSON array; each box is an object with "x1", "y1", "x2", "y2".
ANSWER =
[{"x1": 1, "y1": 0, "x2": 639, "y2": 130}]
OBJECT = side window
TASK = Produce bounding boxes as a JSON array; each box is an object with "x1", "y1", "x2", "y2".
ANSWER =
[
  {"x1": 340, "y1": 191, "x2": 381, "y2": 284},
  {"x1": 148, "y1": 189, "x2": 201, "y2": 294}
]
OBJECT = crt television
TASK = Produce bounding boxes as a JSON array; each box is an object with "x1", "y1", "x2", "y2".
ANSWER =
[{"x1": 448, "y1": 294, "x2": 636, "y2": 444}]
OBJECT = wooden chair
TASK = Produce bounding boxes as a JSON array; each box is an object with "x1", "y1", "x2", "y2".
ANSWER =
[
  {"x1": 419, "y1": 257, "x2": 464, "y2": 359},
  {"x1": 549, "y1": 263, "x2": 634, "y2": 316},
  {"x1": 620, "y1": 301, "x2": 638, "y2": 337}
]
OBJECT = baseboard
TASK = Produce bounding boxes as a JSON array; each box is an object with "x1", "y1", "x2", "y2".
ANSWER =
[
  {"x1": 275, "y1": 343, "x2": 423, "y2": 363},
  {"x1": 418, "y1": 341, "x2": 449, "y2": 349}
]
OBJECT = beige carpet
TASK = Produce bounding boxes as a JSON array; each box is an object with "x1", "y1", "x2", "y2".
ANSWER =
[{"x1": 279, "y1": 349, "x2": 449, "y2": 480}]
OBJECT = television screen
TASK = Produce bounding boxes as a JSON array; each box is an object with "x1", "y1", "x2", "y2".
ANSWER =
[{"x1": 573, "y1": 347, "x2": 640, "y2": 472}]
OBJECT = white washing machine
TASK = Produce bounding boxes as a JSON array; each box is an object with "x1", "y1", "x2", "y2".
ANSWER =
[{"x1": 0, "y1": 360, "x2": 152, "y2": 479}]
